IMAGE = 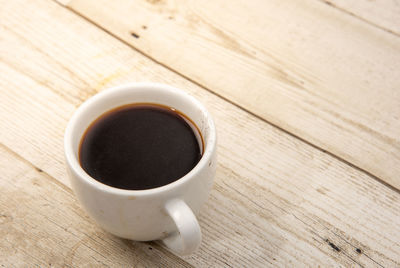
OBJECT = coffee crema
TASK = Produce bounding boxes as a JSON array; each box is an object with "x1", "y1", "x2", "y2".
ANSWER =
[{"x1": 79, "y1": 103, "x2": 203, "y2": 190}]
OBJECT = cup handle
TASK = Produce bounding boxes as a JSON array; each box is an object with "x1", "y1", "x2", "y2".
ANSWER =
[{"x1": 161, "y1": 199, "x2": 202, "y2": 255}]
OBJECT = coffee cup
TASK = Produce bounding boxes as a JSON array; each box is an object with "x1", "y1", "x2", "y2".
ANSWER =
[{"x1": 64, "y1": 83, "x2": 217, "y2": 255}]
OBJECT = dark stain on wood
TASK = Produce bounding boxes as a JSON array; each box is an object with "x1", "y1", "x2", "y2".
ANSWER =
[
  {"x1": 131, "y1": 32, "x2": 140, "y2": 38},
  {"x1": 326, "y1": 239, "x2": 341, "y2": 252},
  {"x1": 146, "y1": 0, "x2": 164, "y2": 4},
  {"x1": 316, "y1": 188, "x2": 325, "y2": 194},
  {"x1": 0, "y1": 213, "x2": 13, "y2": 224},
  {"x1": 35, "y1": 167, "x2": 43, "y2": 173}
]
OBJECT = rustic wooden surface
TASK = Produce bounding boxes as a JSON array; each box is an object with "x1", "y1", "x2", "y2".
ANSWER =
[
  {"x1": 64, "y1": 0, "x2": 400, "y2": 190},
  {"x1": 1, "y1": 0, "x2": 399, "y2": 267}
]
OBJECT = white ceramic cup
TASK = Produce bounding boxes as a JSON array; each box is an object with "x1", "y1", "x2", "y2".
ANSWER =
[{"x1": 64, "y1": 83, "x2": 217, "y2": 255}]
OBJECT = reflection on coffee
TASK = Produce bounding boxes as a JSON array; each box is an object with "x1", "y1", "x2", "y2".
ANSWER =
[{"x1": 79, "y1": 103, "x2": 202, "y2": 190}]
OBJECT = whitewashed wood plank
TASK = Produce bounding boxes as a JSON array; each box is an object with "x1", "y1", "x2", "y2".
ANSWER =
[
  {"x1": 58, "y1": 0, "x2": 400, "y2": 36},
  {"x1": 55, "y1": 0, "x2": 71, "y2": 5},
  {"x1": 0, "y1": 145, "x2": 193, "y2": 267},
  {"x1": 0, "y1": 0, "x2": 399, "y2": 266},
  {"x1": 324, "y1": 0, "x2": 400, "y2": 36},
  {"x1": 65, "y1": 0, "x2": 400, "y2": 189}
]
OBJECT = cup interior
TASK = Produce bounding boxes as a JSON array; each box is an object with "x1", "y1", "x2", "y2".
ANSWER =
[{"x1": 65, "y1": 83, "x2": 216, "y2": 192}]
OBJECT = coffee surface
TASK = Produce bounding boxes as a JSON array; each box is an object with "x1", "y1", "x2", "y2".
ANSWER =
[{"x1": 79, "y1": 104, "x2": 202, "y2": 190}]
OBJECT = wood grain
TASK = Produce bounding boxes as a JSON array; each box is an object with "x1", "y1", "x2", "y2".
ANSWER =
[
  {"x1": 1, "y1": 0, "x2": 400, "y2": 266},
  {"x1": 64, "y1": 0, "x2": 400, "y2": 190},
  {"x1": 0, "y1": 145, "x2": 192, "y2": 267},
  {"x1": 58, "y1": 0, "x2": 400, "y2": 36},
  {"x1": 323, "y1": 0, "x2": 400, "y2": 36}
]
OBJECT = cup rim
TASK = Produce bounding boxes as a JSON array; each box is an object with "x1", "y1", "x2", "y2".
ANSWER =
[{"x1": 64, "y1": 82, "x2": 216, "y2": 197}]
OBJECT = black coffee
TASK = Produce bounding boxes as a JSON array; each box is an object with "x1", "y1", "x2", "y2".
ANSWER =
[{"x1": 79, "y1": 103, "x2": 202, "y2": 190}]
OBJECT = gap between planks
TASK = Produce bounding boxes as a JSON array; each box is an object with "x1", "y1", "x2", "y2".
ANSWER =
[
  {"x1": 2, "y1": 0, "x2": 400, "y2": 265},
  {"x1": 317, "y1": 0, "x2": 400, "y2": 37},
  {"x1": 0, "y1": 142, "x2": 193, "y2": 267},
  {"x1": 58, "y1": 0, "x2": 400, "y2": 190},
  {"x1": 0, "y1": 142, "x2": 74, "y2": 195},
  {"x1": 56, "y1": 0, "x2": 400, "y2": 39},
  {"x1": 53, "y1": 0, "x2": 400, "y2": 195}
]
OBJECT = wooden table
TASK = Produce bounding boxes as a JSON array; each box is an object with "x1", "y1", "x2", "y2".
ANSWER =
[{"x1": 1, "y1": 0, "x2": 399, "y2": 266}]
